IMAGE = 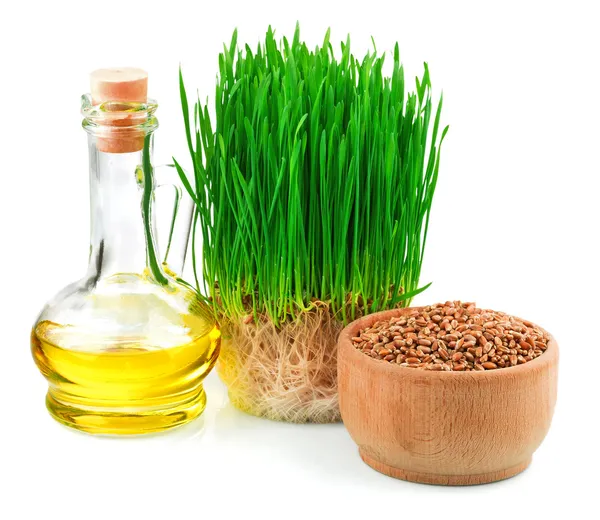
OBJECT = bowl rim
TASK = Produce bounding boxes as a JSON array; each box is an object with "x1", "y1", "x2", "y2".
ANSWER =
[{"x1": 338, "y1": 306, "x2": 558, "y2": 378}]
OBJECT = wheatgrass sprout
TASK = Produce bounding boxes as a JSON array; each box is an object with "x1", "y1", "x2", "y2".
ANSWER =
[{"x1": 175, "y1": 25, "x2": 448, "y2": 422}]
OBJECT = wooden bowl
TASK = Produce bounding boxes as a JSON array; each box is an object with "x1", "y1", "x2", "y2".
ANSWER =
[{"x1": 338, "y1": 308, "x2": 558, "y2": 485}]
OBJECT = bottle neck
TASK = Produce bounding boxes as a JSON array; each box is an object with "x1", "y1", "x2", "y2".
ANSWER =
[{"x1": 86, "y1": 134, "x2": 162, "y2": 281}]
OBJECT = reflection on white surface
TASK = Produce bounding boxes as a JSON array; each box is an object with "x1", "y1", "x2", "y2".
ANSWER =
[{"x1": 202, "y1": 373, "x2": 384, "y2": 485}]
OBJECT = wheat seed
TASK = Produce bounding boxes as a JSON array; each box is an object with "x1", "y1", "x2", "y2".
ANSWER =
[{"x1": 352, "y1": 301, "x2": 549, "y2": 371}]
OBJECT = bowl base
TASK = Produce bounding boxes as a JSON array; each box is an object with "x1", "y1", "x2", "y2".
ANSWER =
[{"x1": 359, "y1": 449, "x2": 531, "y2": 485}]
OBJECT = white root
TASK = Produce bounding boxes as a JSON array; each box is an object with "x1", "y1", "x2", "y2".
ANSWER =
[{"x1": 217, "y1": 307, "x2": 345, "y2": 423}]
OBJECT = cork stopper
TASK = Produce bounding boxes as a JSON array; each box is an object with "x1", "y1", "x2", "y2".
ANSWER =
[
  {"x1": 90, "y1": 67, "x2": 149, "y2": 153},
  {"x1": 90, "y1": 67, "x2": 148, "y2": 104}
]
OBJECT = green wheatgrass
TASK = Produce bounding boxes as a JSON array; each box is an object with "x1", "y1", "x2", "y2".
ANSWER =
[{"x1": 175, "y1": 25, "x2": 448, "y2": 328}]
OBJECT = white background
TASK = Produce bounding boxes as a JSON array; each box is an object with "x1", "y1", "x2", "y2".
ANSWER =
[{"x1": 1, "y1": 0, "x2": 599, "y2": 518}]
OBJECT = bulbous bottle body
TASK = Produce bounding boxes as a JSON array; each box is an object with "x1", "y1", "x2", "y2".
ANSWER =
[{"x1": 31, "y1": 94, "x2": 219, "y2": 434}]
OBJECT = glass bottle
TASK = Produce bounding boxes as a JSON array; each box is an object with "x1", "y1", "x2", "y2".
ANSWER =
[{"x1": 31, "y1": 88, "x2": 220, "y2": 435}]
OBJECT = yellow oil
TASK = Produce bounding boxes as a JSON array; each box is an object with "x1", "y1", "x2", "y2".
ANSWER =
[{"x1": 32, "y1": 319, "x2": 220, "y2": 435}]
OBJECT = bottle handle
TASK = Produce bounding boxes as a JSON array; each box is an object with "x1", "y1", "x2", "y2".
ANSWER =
[{"x1": 153, "y1": 164, "x2": 194, "y2": 276}]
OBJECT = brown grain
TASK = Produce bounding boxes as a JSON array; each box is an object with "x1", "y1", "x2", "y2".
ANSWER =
[{"x1": 351, "y1": 301, "x2": 549, "y2": 372}]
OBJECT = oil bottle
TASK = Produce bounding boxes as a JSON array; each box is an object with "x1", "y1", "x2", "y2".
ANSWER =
[{"x1": 31, "y1": 68, "x2": 220, "y2": 434}]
